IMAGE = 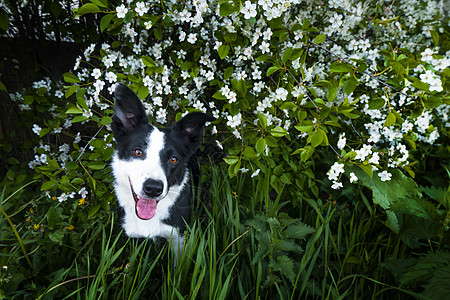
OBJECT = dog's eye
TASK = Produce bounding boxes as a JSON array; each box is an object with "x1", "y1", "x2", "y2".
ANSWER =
[
  {"x1": 169, "y1": 156, "x2": 178, "y2": 164},
  {"x1": 134, "y1": 149, "x2": 143, "y2": 157}
]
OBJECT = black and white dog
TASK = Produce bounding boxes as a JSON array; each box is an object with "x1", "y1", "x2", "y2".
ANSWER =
[{"x1": 111, "y1": 83, "x2": 214, "y2": 257}]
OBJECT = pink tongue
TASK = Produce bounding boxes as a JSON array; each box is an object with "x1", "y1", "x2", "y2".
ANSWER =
[{"x1": 136, "y1": 199, "x2": 157, "y2": 220}]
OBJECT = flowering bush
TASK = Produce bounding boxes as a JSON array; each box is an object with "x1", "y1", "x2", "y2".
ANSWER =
[
  {"x1": 1, "y1": 0, "x2": 449, "y2": 297},
  {"x1": 21, "y1": 0, "x2": 447, "y2": 224}
]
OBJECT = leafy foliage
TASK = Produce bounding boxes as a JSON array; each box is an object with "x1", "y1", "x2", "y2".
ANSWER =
[{"x1": 0, "y1": 0, "x2": 449, "y2": 298}]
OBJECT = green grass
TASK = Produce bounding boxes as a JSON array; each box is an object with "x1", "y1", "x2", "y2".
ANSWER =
[{"x1": 0, "y1": 163, "x2": 444, "y2": 299}]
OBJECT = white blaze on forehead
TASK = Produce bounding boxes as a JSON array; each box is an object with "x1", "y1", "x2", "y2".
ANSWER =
[
  {"x1": 146, "y1": 128, "x2": 165, "y2": 163},
  {"x1": 143, "y1": 128, "x2": 166, "y2": 183},
  {"x1": 117, "y1": 127, "x2": 168, "y2": 199}
]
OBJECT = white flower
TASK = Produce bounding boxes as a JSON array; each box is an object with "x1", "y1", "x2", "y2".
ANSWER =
[
  {"x1": 241, "y1": 1, "x2": 257, "y2": 19},
  {"x1": 275, "y1": 87, "x2": 288, "y2": 101},
  {"x1": 156, "y1": 108, "x2": 167, "y2": 124},
  {"x1": 337, "y1": 133, "x2": 346, "y2": 150},
  {"x1": 349, "y1": 172, "x2": 358, "y2": 183},
  {"x1": 135, "y1": 2, "x2": 148, "y2": 16},
  {"x1": 187, "y1": 33, "x2": 197, "y2": 44},
  {"x1": 105, "y1": 72, "x2": 117, "y2": 83},
  {"x1": 179, "y1": 31, "x2": 186, "y2": 42},
  {"x1": 221, "y1": 85, "x2": 231, "y2": 97},
  {"x1": 144, "y1": 21, "x2": 152, "y2": 29},
  {"x1": 91, "y1": 68, "x2": 101, "y2": 79},
  {"x1": 153, "y1": 96, "x2": 162, "y2": 106},
  {"x1": 93, "y1": 80, "x2": 105, "y2": 92},
  {"x1": 58, "y1": 193, "x2": 68, "y2": 202},
  {"x1": 263, "y1": 28, "x2": 273, "y2": 40},
  {"x1": 116, "y1": 4, "x2": 128, "y2": 19},
  {"x1": 55, "y1": 90, "x2": 64, "y2": 98},
  {"x1": 228, "y1": 91, "x2": 237, "y2": 103},
  {"x1": 227, "y1": 113, "x2": 242, "y2": 128},
  {"x1": 331, "y1": 181, "x2": 343, "y2": 189},
  {"x1": 251, "y1": 169, "x2": 260, "y2": 178},
  {"x1": 378, "y1": 170, "x2": 392, "y2": 182},
  {"x1": 179, "y1": 9, "x2": 191, "y2": 22},
  {"x1": 260, "y1": 41, "x2": 270, "y2": 54},
  {"x1": 420, "y1": 48, "x2": 434, "y2": 62},
  {"x1": 329, "y1": 13, "x2": 343, "y2": 28},
  {"x1": 32, "y1": 124, "x2": 42, "y2": 135},
  {"x1": 327, "y1": 162, "x2": 345, "y2": 182},
  {"x1": 355, "y1": 144, "x2": 372, "y2": 161},
  {"x1": 369, "y1": 152, "x2": 380, "y2": 164},
  {"x1": 79, "y1": 187, "x2": 88, "y2": 198}
]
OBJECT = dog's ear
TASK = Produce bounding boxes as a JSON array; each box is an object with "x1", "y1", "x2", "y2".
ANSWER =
[
  {"x1": 172, "y1": 112, "x2": 215, "y2": 153},
  {"x1": 111, "y1": 83, "x2": 148, "y2": 137}
]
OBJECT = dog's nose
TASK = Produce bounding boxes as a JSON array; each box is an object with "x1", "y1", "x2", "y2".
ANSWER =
[{"x1": 143, "y1": 179, "x2": 164, "y2": 198}]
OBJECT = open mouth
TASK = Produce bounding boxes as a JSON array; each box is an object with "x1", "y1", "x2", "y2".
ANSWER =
[{"x1": 129, "y1": 179, "x2": 157, "y2": 220}]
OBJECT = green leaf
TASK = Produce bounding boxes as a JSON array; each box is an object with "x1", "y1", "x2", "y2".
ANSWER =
[
  {"x1": 294, "y1": 120, "x2": 314, "y2": 132},
  {"x1": 279, "y1": 102, "x2": 296, "y2": 110},
  {"x1": 327, "y1": 86, "x2": 337, "y2": 102},
  {"x1": 39, "y1": 128, "x2": 51, "y2": 138},
  {"x1": 100, "y1": 116, "x2": 112, "y2": 125},
  {"x1": 90, "y1": 0, "x2": 108, "y2": 8},
  {"x1": 368, "y1": 98, "x2": 386, "y2": 110},
  {"x1": 350, "y1": 167, "x2": 422, "y2": 233},
  {"x1": 75, "y1": 3, "x2": 101, "y2": 17},
  {"x1": 282, "y1": 47, "x2": 293, "y2": 63},
  {"x1": 358, "y1": 164, "x2": 373, "y2": 178},
  {"x1": 49, "y1": 2, "x2": 62, "y2": 18},
  {"x1": 270, "y1": 126, "x2": 287, "y2": 137},
  {"x1": 219, "y1": 2, "x2": 237, "y2": 17},
  {"x1": 88, "y1": 162, "x2": 106, "y2": 170},
  {"x1": 300, "y1": 146, "x2": 314, "y2": 162},
  {"x1": 269, "y1": 256, "x2": 296, "y2": 283},
  {"x1": 63, "y1": 72, "x2": 81, "y2": 83},
  {"x1": 41, "y1": 180, "x2": 57, "y2": 191},
  {"x1": 142, "y1": 56, "x2": 156, "y2": 67},
  {"x1": 385, "y1": 112, "x2": 396, "y2": 127},
  {"x1": 285, "y1": 222, "x2": 315, "y2": 239},
  {"x1": 0, "y1": 8, "x2": 9, "y2": 32},
  {"x1": 48, "y1": 229, "x2": 66, "y2": 244},
  {"x1": 310, "y1": 129, "x2": 323, "y2": 147},
  {"x1": 243, "y1": 147, "x2": 257, "y2": 158},
  {"x1": 100, "y1": 13, "x2": 114, "y2": 32},
  {"x1": 257, "y1": 113, "x2": 267, "y2": 129},
  {"x1": 72, "y1": 115, "x2": 89, "y2": 123},
  {"x1": 154, "y1": 26, "x2": 162, "y2": 40},
  {"x1": 88, "y1": 204, "x2": 101, "y2": 218},
  {"x1": 224, "y1": 66, "x2": 234, "y2": 80},
  {"x1": 255, "y1": 138, "x2": 267, "y2": 154},
  {"x1": 313, "y1": 33, "x2": 326, "y2": 44},
  {"x1": 329, "y1": 61, "x2": 353, "y2": 73},
  {"x1": 138, "y1": 86, "x2": 149, "y2": 99},
  {"x1": 410, "y1": 79, "x2": 429, "y2": 91},
  {"x1": 266, "y1": 66, "x2": 280, "y2": 77},
  {"x1": 430, "y1": 30, "x2": 439, "y2": 47},
  {"x1": 390, "y1": 197, "x2": 439, "y2": 221},
  {"x1": 343, "y1": 77, "x2": 358, "y2": 94},
  {"x1": 66, "y1": 106, "x2": 83, "y2": 114},
  {"x1": 65, "y1": 85, "x2": 78, "y2": 98},
  {"x1": 218, "y1": 44, "x2": 230, "y2": 60},
  {"x1": 223, "y1": 156, "x2": 239, "y2": 165},
  {"x1": 76, "y1": 88, "x2": 88, "y2": 111},
  {"x1": 212, "y1": 90, "x2": 226, "y2": 100},
  {"x1": 47, "y1": 206, "x2": 63, "y2": 230}
]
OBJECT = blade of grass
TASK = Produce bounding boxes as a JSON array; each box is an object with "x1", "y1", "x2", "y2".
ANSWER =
[{"x1": 0, "y1": 201, "x2": 33, "y2": 269}]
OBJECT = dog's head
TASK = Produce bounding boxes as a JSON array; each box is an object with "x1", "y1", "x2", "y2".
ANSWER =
[{"x1": 111, "y1": 83, "x2": 214, "y2": 220}]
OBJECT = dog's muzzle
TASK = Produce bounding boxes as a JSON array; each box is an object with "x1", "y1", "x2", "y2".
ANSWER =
[{"x1": 129, "y1": 178, "x2": 159, "y2": 220}]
